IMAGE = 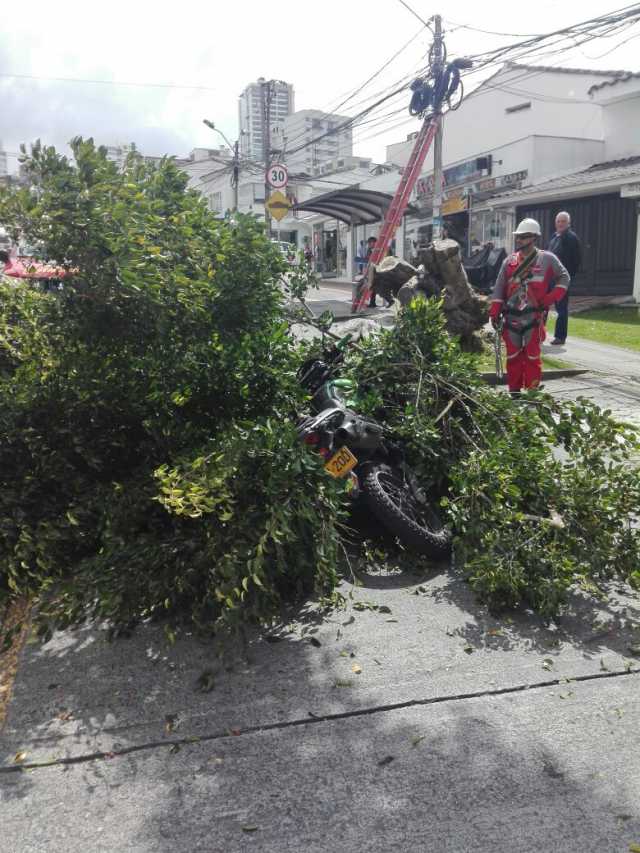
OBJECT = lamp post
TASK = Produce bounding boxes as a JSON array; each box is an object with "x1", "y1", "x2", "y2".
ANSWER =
[{"x1": 203, "y1": 119, "x2": 240, "y2": 212}]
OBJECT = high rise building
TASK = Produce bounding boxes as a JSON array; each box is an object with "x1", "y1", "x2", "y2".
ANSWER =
[
  {"x1": 282, "y1": 110, "x2": 353, "y2": 176},
  {"x1": 0, "y1": 144, "x2": 8, "y2": 178},
  {"x1": 238, "y1": 79, "x2": 295, "y2": 161}
]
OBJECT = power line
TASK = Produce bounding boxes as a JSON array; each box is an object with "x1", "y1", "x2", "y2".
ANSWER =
[
  {"x1": 0, "y1": 72, "x2": 218, "y2": 91},
  {"x1": 395, "y1": 0, "x2": 431, "y2": 29},
  {"x1": 580, "y1": 22, "x2": 640, "y2": 58},
  {"x1": 283, "y1": 82, "x2": 412, "y2": 159},
  {"x1": 445, "y1": 20, "x2": 541, "y2": 38},
  {"x1": 282, "y1": 28, "x2": 428, "y2": 154},
  {"x1": 465, "y1": 3, "x2": 640, "y2": 67}
]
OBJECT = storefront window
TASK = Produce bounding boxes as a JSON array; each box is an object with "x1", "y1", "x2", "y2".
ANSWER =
[{"x1": 469, "y1": 209, "x2": 514, "y2": 250}]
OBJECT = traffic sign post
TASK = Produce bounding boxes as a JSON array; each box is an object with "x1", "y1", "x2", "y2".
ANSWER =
[
  {"x1": 267, "y1": 164, "x2": 288, "y2": 189},
  {"x1": 265, "y1": 190, "x2": 291, "y2": 222}
]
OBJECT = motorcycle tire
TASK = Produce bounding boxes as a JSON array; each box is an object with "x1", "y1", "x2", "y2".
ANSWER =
[{"x1": 361, "y1": 463, "x2": 451, "y2": 558}]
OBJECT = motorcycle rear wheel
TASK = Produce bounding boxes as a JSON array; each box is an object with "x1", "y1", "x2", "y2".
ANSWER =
[{"x1": 362, "y1": 464, "x2": 451, "y2": 558}]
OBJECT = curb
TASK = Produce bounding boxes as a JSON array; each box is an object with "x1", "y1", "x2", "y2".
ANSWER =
[{"x1": 481, "y1": 368, "x2": 590, "y2": 386}]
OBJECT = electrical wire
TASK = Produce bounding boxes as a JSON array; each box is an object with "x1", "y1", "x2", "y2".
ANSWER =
[
  {"x1": 283, "y1": 82, "x2": 413, "y2": 159},
  {"x1": 580, "y1": 23, "x2": 640, "y2": 58},
  {"x1": 0, "y1": 72, "x2": 218, "y2": 91},
  {"x1": 281, "y1": 29, "x2": 429, "y2": 153},
  {"x1": 445, "y1": 20, "x2": 542, "y2": 38},
  {"x1": 464, "y1": 3, "x2": 640, "y2": 69},
  {"x1": 395, "y1": 0, "x2": 431, "y2": 29}
]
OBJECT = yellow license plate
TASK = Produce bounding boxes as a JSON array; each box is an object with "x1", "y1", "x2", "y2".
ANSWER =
[{"x1": 324, "y1": 446, "x2": 358, "y2": 479}]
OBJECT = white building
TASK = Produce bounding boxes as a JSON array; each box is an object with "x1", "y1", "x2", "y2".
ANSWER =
[
  {"x1": 366, "y1": 62, "x2": 639, "y2": 298},
  {"x1": 277, "y1": 62, "x2": 640, "y2": 296},
  {"x1": 0, "y1": 145, "x2": 7, "y2": 178},
  {"x1": 487, "y1": 71, "x2": 640, "y2": 301},
  {"x1": 282, "y1": 110, "x2": 354, "y2": 176},
  {"x1": 176, "y1": 147, "x2": 232, "y2": 193},
  {"x1": 194, "y1": 156, "x2": 378, "y2": 276},
  {"x1": 104, "y1": 143, "x2": 174, "y2": 171},
  {"x1": 239, "y1": 79, "x2": 294, "y2": 162}
]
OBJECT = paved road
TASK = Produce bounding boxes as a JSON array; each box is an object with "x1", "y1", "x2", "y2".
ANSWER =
[{"x1": 2, "y1": 565, "x2": 639, "y2": 852}]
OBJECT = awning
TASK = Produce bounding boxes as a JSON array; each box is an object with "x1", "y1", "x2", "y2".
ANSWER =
[
  {"x1": 292, "y1": 188, "x2": 416, "y2": 226},
  {"x1": 4, "y1": 258, "x2": 73, "y2": 280}
]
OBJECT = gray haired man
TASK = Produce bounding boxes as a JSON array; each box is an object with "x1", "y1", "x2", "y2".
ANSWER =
[{"x1": 547, "y1": 212, "x2": 581, "y2": 345}]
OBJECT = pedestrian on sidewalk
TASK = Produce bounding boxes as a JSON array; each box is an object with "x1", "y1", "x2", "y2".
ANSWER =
[
  {"x1": 365, "y1": 236, "x2": 379, "y2": 307},
  {"x1": 547, "y1": 211, "x2": 581, "y2": 345},
  {"x1": 304, "y1": 241, "x2": 314, "y2": 268},
  {"x1": 357, "y1": 239, "x2": 367, "y2": 273},
  {"x1": 489, "y1": 218, "x2": 570, "y2": 394}
]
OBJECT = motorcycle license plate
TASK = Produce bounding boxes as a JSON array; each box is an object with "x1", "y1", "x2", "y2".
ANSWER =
[{"x1": 324, "y1": 446, "x2": 358, "y2": 479}]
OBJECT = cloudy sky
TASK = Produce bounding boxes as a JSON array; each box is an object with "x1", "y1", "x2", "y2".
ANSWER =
[{"x1": 2, "y1": 0, "x2": 640, "y2": 171}]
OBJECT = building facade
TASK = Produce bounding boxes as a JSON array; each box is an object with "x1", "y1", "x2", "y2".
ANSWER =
[
  {"x1": 384, "y1": 63, "x2": 629, "y2": 257},
  {"x1": 289, "y1": 62, "x2": 640, "y2": 294},
  {"x1": 488, "y1": 69, "x2": 640, "y2": 300},
  {"x1": 282, "y1": 110, "x2": 354, "y2": 176},
  {"x1": 238, "y1": 79, "x2": 294, "y2": 162}
]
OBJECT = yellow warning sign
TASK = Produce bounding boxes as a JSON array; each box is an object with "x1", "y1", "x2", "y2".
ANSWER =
[{"x1": 266, "y1": 190, "x2": 291, "y2": 222}]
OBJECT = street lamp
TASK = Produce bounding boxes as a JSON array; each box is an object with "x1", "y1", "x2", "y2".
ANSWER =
[{"x1": 203, "y1": 119, "x2": 240, "y2": 212}]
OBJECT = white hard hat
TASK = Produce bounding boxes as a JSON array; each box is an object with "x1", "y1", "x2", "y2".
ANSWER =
[{"x1": 513, "y1": 218, "x2": 541, "y2": 236}]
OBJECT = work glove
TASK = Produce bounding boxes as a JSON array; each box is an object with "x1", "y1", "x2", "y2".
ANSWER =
[{"x1": 489, "y1": 301, "x2": 503, "y2": 329}]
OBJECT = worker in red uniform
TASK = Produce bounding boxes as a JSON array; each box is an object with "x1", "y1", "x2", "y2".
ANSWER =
[{"x1": 489, "y1": 218, "x2": 570, "y2": 393}]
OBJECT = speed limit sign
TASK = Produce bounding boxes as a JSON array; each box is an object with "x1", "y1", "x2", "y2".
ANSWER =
[{"x1": 267, "y1": 163, "x2": 288, "y2": 189}]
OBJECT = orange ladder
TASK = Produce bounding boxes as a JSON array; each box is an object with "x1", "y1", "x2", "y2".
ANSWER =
[{"x1": 353, "y1": 114, "x2": 440, "y2": 312}]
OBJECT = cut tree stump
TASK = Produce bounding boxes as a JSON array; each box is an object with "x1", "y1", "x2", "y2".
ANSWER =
[{"x1": 395, "y1": 239, "x2": 490, "y2": 351}]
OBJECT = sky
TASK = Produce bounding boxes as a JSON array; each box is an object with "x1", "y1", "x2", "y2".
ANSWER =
[{"x1": 2, "y1": 0, "x2": 640, "y2": 172}]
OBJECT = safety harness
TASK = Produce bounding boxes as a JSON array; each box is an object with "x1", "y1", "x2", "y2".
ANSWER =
[{"x1": 503, "y1": 249, "x2": 542, "y2": 334}]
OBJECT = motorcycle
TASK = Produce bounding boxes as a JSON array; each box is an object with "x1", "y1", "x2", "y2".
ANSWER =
[{"x1": 296, "y1": 336, "x2": 451, "y2": 558}]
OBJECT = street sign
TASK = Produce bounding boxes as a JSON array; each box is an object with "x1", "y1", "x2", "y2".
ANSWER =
[
  {"x1": 266, "y1": 190, "x2": 291, "y2": 222},
  {"x1": 267, "y1": 163, "x2": 288, "y2": 189}
]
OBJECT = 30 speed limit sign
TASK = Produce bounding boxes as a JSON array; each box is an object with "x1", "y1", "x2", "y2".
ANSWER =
[{"x1": 267, "y1": 163, "x2": 288, "y2": 189}]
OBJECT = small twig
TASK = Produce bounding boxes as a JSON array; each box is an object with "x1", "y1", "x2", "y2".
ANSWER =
[
  {"x1": 338, "y1": 540, "x2": 358, "y2": 585},
  {"x1": 458, "y1": 425, "x2": 481, "y2": 452},
  {"x1": 434, "y1": 396, "x2": 458, "y2": 425},
  {"x1": 415, "y1": 369, "x2": 424, "y2": 410}
]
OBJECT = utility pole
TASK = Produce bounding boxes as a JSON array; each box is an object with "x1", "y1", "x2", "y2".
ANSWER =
[
  {"x1": 261, "y1": 79, "x2": 272, "y2": 237},
  {"x1": 202, "y1": 119, "x2": 239, "y2": 212},
  {"x1": 231, "y1": 139, "x2": 239, "y2": 213},
  {"x1": 431, "y1": 14, "x2": 444, "y2": 241}
]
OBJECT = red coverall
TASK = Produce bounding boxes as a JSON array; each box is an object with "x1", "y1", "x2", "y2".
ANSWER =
[{"x1": 489, "y1": 249, "x2": 570, "y2": 392}]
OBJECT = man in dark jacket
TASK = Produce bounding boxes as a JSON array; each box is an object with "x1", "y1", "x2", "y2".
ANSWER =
[{"x1": 547, "y1": 211, "x2": 581, "y2": 344}]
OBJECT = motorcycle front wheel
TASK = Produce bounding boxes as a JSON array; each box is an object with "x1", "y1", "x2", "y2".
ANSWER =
[{"x1": 362, "y1": 464, "x2": 451, "y2": 558}]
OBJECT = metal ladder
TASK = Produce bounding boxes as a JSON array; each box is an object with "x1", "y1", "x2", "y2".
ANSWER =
[{"x1": 352, "y1": 114, "x2": 440, "y2": 312}]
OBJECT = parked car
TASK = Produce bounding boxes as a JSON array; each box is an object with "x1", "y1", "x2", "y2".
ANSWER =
[{"x1": 271, "y1": 240, "x2": 298, "y2": 266}]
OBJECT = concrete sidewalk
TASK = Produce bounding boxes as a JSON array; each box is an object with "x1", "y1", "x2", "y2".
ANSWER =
[{"x1": 542, "y1": 337, "x2": 640, "y2": 378}]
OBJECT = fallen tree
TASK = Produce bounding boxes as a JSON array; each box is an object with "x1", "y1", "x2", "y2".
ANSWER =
[
  {"x1": 0, "y1": 141, "x2": 638, "y2": 643},
  {"x1": 370, "y1": 240, "x2": 489, "y2": 350}
]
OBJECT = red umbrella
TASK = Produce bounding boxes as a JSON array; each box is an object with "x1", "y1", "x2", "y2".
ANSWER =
[{"x1": 3, "y1": 258, "x2": 73, "y2": 280}]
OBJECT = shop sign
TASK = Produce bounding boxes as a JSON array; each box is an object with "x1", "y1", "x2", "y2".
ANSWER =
[
  {"x1": 418, "y1": 167, "x2": 528, "y2": 201},
  {"x1": 470, "y1": 169, "x2": 528, "y2": 196},
  {"x1": 498, "y1": 169, "x2": 528, "y2": 187},
  {"x1": 442, "y1": 196, "x2": 469, "y2": 215},
  {"x1": 475, "y1": 177, "x2": 496, "y2": 193},
  {"x1": 416, "y1": 157, "x2": 486, "y2": 197}
]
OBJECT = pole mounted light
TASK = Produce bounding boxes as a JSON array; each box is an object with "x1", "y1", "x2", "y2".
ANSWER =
[
  {"x1": 202, "y1": 119, "x2": 240, "y2": 212},
  {"x1": 202, "y1": 119, "x2": 234, "y2": 152}
]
